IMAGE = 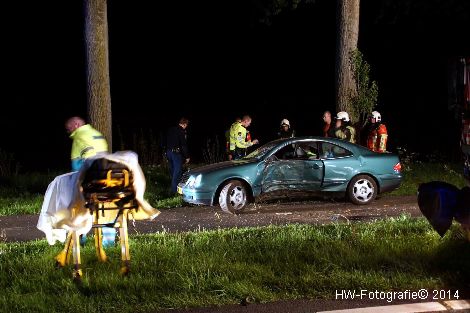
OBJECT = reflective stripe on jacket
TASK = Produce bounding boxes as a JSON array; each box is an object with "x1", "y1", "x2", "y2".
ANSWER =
[
  {"x1": 70, "y1": 124, "x2": 108, "y2": 165},
  {"x1": 347, "y1": 126, "x2": 356, "y2": 143},
  {"x1": 229, "y1": 121, "x2": 252, "y2": 150},
  {"x1": 335, "y1": 125, "x2": 356, "y2": 143},
  {"x1": 367, "y1": 123, "x2": 388, "y2": 153}
]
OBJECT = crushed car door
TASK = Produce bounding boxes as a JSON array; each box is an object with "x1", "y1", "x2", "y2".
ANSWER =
[{"x1": 261, "y1": 141, "x2": 324, "y2": 192}]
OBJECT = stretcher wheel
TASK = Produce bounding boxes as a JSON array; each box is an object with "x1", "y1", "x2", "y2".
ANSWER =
[
  {"x1": 72, "y1": 268, "x2": 83, "y2": 283},
  {"x1": 120, "y1": 261, "x2": 130, "y2": 276}
]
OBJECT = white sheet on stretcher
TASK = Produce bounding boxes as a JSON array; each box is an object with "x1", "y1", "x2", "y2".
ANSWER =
[{"x1": 37, "y1": 151, "x2": 160, "y2": 245}]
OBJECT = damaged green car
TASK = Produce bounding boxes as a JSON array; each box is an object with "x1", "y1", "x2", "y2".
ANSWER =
[{"x1": 178, "y1": 136, "x2": 402, "y2": 214}]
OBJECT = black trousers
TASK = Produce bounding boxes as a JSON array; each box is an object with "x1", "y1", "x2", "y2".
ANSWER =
[{"x1": 232, "y1": 148, "x2": 247, "y2": 160}]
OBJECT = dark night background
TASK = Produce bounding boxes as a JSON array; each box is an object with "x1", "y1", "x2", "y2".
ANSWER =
[{"x1": 3, "y1": 0, "x2": 470, "y2": 172}]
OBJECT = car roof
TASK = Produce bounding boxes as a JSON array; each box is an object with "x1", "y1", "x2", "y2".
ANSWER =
[
  {"x1": 275, "y1": 136, "x2": 374, "y2": 154},
  {"x1": 277, "y1": 136, "x2": 347, "y2": 145}
]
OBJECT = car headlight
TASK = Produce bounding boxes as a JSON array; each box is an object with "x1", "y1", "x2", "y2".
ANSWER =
[
  {"x1": 194, "y1": 174, "x2": 202, "y2": 187},
  {"x1": 187, "y1": 174, "x2": 202, "y2": 188},
  {"x1": 186, "y1": 176, "x2": 195, "y2": 187}
]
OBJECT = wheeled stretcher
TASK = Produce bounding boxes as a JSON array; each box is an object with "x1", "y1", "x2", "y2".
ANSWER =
[
  {"x1": 38, "y1": 151, "x2": 160, "y2": 280},
  {"x1": 55, "y1": 158, "x2": 138, "y2": 279}
]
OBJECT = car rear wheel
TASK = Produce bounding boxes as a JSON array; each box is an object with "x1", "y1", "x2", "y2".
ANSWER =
[
  {"x1": 348, "y1": 175, "x2": 377, "y2": 205},
  {"x1": 219, "y1": 180, "x2": 248, "y2": 214}
]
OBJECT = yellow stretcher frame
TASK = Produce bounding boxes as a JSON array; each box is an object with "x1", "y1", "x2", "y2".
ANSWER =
[{"x1": 55, "y1": 168, "x2": 137, "y2": 280}]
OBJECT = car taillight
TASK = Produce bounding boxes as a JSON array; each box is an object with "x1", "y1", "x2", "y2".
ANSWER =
[{"x1": 393, "y1": 162, "x2": 402, "y2": 172}]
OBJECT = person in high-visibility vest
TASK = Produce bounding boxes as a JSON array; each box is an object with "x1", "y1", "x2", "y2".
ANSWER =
[
  {"x1": 64, "y1": 116, "x2": 114, "y2": 247},
  {"x1": 366, "y1": 111, "x2": 388, "y2": 153},
  {"x1": 229, "y1": 115, "x2": 259, "y2": 160},
  {"x1": 225, "y1": 117, "x2": 241, "y2": 160},
  {"x1": 334, "y1": 111, "x2": 356, "y2": 143},
  {"x1": 65, "y1": 116, "x2": 109, "y2": 171}
]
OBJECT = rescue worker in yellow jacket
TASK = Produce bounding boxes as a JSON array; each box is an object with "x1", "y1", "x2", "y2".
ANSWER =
[
  {"x1": 229, "y1": 115, "x2": 259, "y2": 160},
  {"x1": 65, "y1": 116, "x2": 109, "y2": 171},
  {"x1": 334, "y1": 111, "x2": 356, "y2": 143},
  {"x1": 366, "y1": 111, "x2": 388, "y2": 153},
  {"x1": 65, "y1": 116, "x2": 113, "y2": 247},
  {"x1": 225, "y1": 117, "x2": 241, "y2": 160}
]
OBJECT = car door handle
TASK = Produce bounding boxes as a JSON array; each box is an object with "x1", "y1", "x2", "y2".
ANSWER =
[{"x1": 309, "y1": 164, "x2": 321, "y2": 169}]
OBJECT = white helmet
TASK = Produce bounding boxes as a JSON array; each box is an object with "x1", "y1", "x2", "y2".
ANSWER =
[
  {"x1": 280, "y1": 119, "x2": 290, "y2": 127},
  {"x1": 335, "y1": 111, "x2": 350, "y2": 122},
  {"x1": 371, "y1": 111, "x2": 381, "y2": 122}
]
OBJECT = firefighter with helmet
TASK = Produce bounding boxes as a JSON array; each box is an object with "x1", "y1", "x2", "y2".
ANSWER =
[
  {"x1": 334, "y1": 111, "x2": 356, "y2": 143},
  {"x1": 366, "y1": 111, "x2": 388, "y2": 153},
  {"x1": 278, "y1": 118, "x2": 296, "y2": 139}
]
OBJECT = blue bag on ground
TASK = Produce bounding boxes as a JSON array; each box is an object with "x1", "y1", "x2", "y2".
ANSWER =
[{"x1": 417, "y1": 181, "x2": 459, "y2": 237}]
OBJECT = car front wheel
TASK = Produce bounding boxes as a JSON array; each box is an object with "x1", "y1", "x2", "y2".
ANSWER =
[
  {"x1": 218, "y1": 180, "x2": 248, "y2": 214},
  {"x1": 347, "y1": 175, "x2": 377, "y2": 205}
]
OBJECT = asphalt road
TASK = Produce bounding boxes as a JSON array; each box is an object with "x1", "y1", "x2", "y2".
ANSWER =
[{"x1": 0, "y1": 195, "x2": 420, "y2": 242}]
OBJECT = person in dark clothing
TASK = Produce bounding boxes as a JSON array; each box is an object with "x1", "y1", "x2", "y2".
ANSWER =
[
  {"x1": 322, "y1": 111, "x2": 336, "y2": 137},
  {"x1": 277, "y1": 119, "x2": 296, "y2": 139},
  {"x1": 165, "y1": 117, "x2": 190, "y2": 194}
]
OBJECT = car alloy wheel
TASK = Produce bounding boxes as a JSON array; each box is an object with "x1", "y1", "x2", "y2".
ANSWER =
[
  {"x1": 219, "y1": 180, "x2": 248, "y2": 214},
  {"x1": 348, "y1": 175, "x2": 377, "y2": 205}
]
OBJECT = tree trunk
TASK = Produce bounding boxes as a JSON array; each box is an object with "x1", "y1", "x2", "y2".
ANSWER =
[
  {"x1": 335, "y1": 0, "x2": 360, "y2": 121},
  {"x1": 84, "y1": 0, "x2": 112, "y2": 149}
]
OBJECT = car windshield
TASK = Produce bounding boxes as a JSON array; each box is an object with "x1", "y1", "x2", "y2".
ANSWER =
[{"x1": 245, "y1": 141, "x2": 282, "y2": 159}]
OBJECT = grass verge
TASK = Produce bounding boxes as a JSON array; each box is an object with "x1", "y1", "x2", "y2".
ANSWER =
[
  {"x1": 0, "y1": 216, "x2": 468, "y2": 312},
  {"x1": 389, "y1": 162, "x2": 466, "y2": 196}
]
